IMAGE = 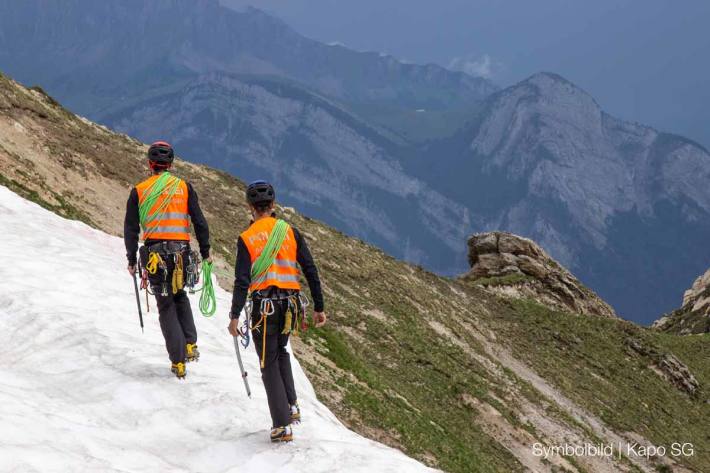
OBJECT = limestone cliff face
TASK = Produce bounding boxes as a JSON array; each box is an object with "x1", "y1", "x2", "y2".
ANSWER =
[
  {"x1": 464, "y1": 232, "x2": 617, "y2": 318},
  {"x1": 654, "y1": 269, "x2": 710, "y2": 334},
  {"x1": 419, "y1": 72, "x2": 710, "y2": 324}
]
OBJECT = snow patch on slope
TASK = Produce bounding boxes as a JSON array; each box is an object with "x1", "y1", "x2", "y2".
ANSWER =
[{"x1": 0, "y1": 186, "x2": 435, "y2": 473}]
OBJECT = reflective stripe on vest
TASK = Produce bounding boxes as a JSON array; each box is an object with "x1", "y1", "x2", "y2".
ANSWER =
[
  {"x1": 159, "y1": 212, "x2": 190, "y2": 221},
  {"x1": 136, "y1": 174, "x2": 191, "y2": 241},
  {"x1": 253, "y1": 272, "x2": 300, "y2": 284},
  {"x1": 241, "y1": 217, "x2": 301, "y2": 291},
  {"x1": 146, "y1": 225, "x2": 190, "y2": 234},
  {"x1": 272, "y1": 258, "x2": 299, "y2": 269}
]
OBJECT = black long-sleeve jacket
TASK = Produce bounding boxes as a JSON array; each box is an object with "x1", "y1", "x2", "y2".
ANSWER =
[
  {"x1": 124, "y1": 181, "x2": 211, "y2": 265},
  {"x1": 229, "y1": 226, "x2": 324, "y2": 318}
]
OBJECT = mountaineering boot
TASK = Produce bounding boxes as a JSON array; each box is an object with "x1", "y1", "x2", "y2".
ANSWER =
[
  {"x1": 289, "y1": 403, "x2": 301, "y2": 424},
  {"x1": 270, "y1": 425, "x2": 293, "y2": 443},
  {"x1": 171, "y1": 362, "x2": 186, "y2": 379},
  {"x1": 186, "y1": 343, "x2": 200, "y2": 362}
]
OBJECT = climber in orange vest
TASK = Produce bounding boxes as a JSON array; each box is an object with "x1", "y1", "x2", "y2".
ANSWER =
[
  {"x1": 228, "y1": 180, "x2": 326, "y2": 443},
  {"x1": 124, "y1": 141, "x2": 211, "y2": 379}
]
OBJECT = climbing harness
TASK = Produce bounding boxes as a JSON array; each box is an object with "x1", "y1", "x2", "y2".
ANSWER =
[
  {"x1": 242, "y1": 291, "x2": 310, "y2": 368},
  {"x1": 140, "y1": 241, "x2": 216, "y2": 316}
]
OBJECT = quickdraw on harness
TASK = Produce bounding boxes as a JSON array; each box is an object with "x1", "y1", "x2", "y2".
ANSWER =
[
  {"x1": 238, "y1": 300, "x2": 253, "y2": 349},
  {"x1": 284, "y1": 293, "x2": 310, "y2": 336}
]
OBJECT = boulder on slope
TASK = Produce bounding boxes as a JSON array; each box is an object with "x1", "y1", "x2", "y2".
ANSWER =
[{"x1": 464, "y1": 232, "x2": 617, "y2": 318}]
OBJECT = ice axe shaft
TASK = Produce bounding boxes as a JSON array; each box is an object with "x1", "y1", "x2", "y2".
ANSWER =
[
  {"x1": 132, "y1": 271, "x2": 144, "y2": 333},
  {"x1": 233, "y1": 336, "x2": 252, "y2": 398}
]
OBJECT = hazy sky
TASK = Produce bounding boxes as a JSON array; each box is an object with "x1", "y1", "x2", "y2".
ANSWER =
[{"x1": 221, "y1": 0, "x2": 710, "y2": 148}]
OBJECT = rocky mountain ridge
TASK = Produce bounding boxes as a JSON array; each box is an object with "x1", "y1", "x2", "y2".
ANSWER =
[
  {"x1": 0, "y1": 0, "x2": 496, "y2": 115},
  {"x1": 654, "y1": 268, "x2": 710, "y2": 334}
]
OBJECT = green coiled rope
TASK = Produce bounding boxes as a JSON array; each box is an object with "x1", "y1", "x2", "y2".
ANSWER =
[
  {"x1": 250, "y1": 219, "x2": 290, "y2": 283},
  {"x1": 138, "y1": 172, "x2": 181, "y2": 232},
  {"x1": 196, "y1": 260, "x2": 217, "y2": 317}
]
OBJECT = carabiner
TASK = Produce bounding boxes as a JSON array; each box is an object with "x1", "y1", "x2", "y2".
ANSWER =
[
  {"x1": 260, "y1": 298, "x2": 275, "y2": 316},
  {"x1": 298, "y1": 293, "x2": 310, "y2": 309}
]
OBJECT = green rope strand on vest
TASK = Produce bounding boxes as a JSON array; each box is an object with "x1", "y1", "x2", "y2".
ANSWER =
[
  {"x1": 138, "y1": 172, "x2": 181, "y2": 231},
  {"x1": 250, "y1": 219, "x2": 290, "y2": 283},
  {"x1": 197, "y1": 260, "x2": 217, "y2": 317}
]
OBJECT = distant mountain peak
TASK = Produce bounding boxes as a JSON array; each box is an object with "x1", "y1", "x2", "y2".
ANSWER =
[
  {"x1": 525, "y1": 71, "x2": 577, "y2": 86},
  {"x1": 470, "y1": 71, "x2": 603, "y2": 167},
  {"x1": 509, "y1": 71, "x2": 601, "y2": 111}
]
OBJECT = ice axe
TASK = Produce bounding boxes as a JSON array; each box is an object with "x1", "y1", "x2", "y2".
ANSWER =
[
  {"x1": 233, "y1": 336, "x2": 252, "y2": 398},
  {"x1": 132, "y1": 270, "x2": 145, "y2": 333}
]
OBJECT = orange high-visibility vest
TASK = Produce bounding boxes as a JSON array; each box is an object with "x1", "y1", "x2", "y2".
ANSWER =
[
  {"x1": 241, "y1": 217, "x2": 301, "y2": 291},
  {"x1": 136, "y1": 174, "x2": 190, "y2": 241}
]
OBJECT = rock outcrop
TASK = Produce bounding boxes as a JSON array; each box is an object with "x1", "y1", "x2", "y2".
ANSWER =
[
  {"x1": 625, "y1": 338, "x2": 700, "y2": 397},
  {"x1": 653, "y1": 268, "x2": 710, "y2": 334},
  {"x1": 464, "y1": 232, "x2": 617, "y2": 318}
]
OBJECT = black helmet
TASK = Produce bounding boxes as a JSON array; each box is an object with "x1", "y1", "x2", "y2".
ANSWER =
[
  {"x1": 147, "y1": 141, "x2": 174, "y2": 165},
  {"x1": 246, "y1": 180, "x2": 275, "y2": 206}
]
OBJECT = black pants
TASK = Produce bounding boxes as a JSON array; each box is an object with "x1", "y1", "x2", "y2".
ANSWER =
[
  {"x1": 251, "y1": 299, "x2": 297, "y2": 428},
  {"x1": 142, "y1": 246, "x2": 197, "y2": 364}
]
